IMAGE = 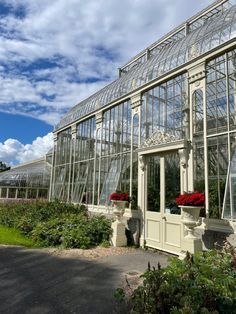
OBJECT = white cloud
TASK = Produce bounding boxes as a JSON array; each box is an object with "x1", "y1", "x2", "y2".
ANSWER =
[
  {"x1": 0, "y1": 0, "x2": 213, "y2": 126},
  {"x1": 0, "y1": 133, "x2": 53, "y2": 165}
]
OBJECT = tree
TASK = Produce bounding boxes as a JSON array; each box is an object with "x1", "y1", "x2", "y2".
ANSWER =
[{"x1": 0, "y1": 162, "x2": 10, "y2": 172}]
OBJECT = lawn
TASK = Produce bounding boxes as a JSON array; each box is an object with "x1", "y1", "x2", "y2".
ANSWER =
[{"x1": 0, "y1": 225, "x2": 38, "y2": 247}]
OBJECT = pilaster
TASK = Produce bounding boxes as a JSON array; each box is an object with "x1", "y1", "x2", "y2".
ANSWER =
[
  {"x1": 188, "y1": 61, "x2": 209, "y2": 219},
  {"x1": 138, "y1": 154, "x2": 146, "y2": 247},
  {"x1": 49, "y1": 132, "x2": 58, "y2": 201},
  {"x1": 96, "y1": 112, "x2": 103, "y2": 130},
  {"x1": 71, "y1": 124, "x2": 77, "y2": 140},
  {"x1": 68, "y1": 125, "x2": 76, "y2": 202},
  {"x1": 131, "y1": 93, "x2": 142, "y2": 116}
]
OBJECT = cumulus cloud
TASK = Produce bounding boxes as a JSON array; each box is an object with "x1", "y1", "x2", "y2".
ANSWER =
[
  {"x1": 0, "y1": 133, "x2": 53, "y2": 165},
  {"x1": 0, "y1": 0, "x2": 212, "y2": 126}
]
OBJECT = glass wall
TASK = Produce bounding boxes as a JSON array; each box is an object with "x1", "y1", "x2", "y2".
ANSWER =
[
  {"x1": 71, "y1": 117, "x2": 96, "y2": 204},
  {"x1": 99, "y1": 101, "x2": 132, "y2": 205},
  {"x1": 53, "y1": 128, "x2": 72, "y2": 201},
  {"x1": 206, "y1": 49, "x2": 236, "y2": 218},
  {"x1": 51, "y1": 48, "x2": 236, "y2": 222},
  {"x1": 52, "y1": 74, "x2": 188, "y2": 207},
  {"x1": 52, "y1": 101, "x2": 133, "y2": 206},
  {"x1": 141, "y1": 74, "x2": 187, "y2": 141},
  {"x1": 0, "y1": 160, "x2": 51, "y2": 200},
  {"x1": 193, "y1": 90, "x2": 205, "y2": 195}
]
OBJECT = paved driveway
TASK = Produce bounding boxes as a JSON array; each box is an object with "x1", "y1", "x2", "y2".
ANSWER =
[{"x1": 0, "y1": 246, "x2": 170, "y2": 314}]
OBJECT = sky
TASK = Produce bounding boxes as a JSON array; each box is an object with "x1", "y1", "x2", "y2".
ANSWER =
[{"x1": 0, "y1": 0, "x2": 213, "y2": 165}]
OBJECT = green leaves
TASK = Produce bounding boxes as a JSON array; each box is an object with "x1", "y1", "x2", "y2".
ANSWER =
[
  {"x1": 118, "y1": 244, "x2": 236, "y2": 313},
  {"x1": 0, "y1": 201, "x2": 112, "y2": 249}
]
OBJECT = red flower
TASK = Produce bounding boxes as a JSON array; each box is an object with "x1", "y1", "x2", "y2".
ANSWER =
[
  {"x1": 175, "y1": 193, "x2": 205, "y2": 207},
  {"x1": 110, "y1": 192, "x2": 129, "y2": 202}
]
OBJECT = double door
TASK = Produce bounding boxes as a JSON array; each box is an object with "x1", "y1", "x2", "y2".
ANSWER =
[{"x1": 145, "y1": 151, "x2": 182, "y2": 254}]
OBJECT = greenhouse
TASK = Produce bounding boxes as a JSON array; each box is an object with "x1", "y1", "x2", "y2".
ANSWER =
[
  {"x1": 0, "y1": 156, "x2": 52, "y2": 201},
  {"x1": 50, "y1": 0, "x2": 236, "y2": 254}
]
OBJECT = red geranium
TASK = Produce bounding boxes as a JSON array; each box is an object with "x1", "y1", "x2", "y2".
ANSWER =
[
  {"x1": 175, "y1": 193, "x2": 205, "y2": 207},
  {"x1": 109, "y1": 192, "x2": 129, "y2": 202}
]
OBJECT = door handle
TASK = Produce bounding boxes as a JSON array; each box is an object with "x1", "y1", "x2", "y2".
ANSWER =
[{"x1": 162, "y1": 216, "x2": 166, "y2": 220}]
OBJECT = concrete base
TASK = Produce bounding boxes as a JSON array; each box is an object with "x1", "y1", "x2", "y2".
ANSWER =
[
  {"x1": 181, "y1": 237, "x2": 202, "y2": 255},
  {"x1": 111, "y1": 220, "x2": 127, "y2": 247}
]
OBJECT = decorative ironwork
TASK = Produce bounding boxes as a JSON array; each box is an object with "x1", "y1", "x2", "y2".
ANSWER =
[{"x1": 139, "y1": 130, "x2": 179, "y2": 149}]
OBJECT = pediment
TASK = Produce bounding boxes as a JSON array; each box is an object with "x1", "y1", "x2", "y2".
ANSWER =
[{"x1": 139, "y1": 130, "x2": 180, "y2": 149}]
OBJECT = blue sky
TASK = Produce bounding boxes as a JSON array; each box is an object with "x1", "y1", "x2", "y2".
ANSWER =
[{"x1": 0, "y1": 0, "x2": 213, "y2": 164}]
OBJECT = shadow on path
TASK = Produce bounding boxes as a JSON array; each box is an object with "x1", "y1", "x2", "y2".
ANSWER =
[{"x1": 0, "y1": 246, "x2": 170, "y2": 314}]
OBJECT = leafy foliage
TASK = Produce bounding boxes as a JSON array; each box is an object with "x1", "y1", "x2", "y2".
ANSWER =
[
  {"x1": 208, "y1": 180, "x2": 226, "y2": 219},
  {"x1": 0, "y1": 161, "x2": 10, "y2": 172},
  {"x1": 0, "y1": 201, "x2": 112, "y2": 249},
  {"x1": 116, "y1": 243, "x2": 236, "y2": 313}
]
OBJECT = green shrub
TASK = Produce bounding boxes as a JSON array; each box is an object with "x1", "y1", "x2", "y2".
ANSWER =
[
  {"x1": 0, "y1": 201, "x2": 112, "y2": 249},
  {"x1": 116, "y1": 243, "x2": 236, "y2": 313},
  {"x1": 62, "y1": 226, "x2": 92, "y2": 249},
  {"x1": 30, "y1": 214, "x2": 112, "y2": 249},
  {"x1": 30, "y1": 218, "x2": 65, "y2": 246},
  {"x1": 86, "y1": 215, "x2": 113, "y2": 246}
]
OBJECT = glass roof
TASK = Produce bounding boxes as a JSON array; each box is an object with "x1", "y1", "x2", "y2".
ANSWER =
[
  {"x1": 0, "y1": 159, "x2": 51, "y2": 188},
  {"x1": 55, "y1": 4, "x2": 236, "y2": 131}
]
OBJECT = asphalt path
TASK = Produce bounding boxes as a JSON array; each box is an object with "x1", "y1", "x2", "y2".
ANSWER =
[{"x1": 0, "y1": 246, "x2": 169, "y2": 314}]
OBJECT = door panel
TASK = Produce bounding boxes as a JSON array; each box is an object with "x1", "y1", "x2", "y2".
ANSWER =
[
  {"x1": 145, "y1": 151, "x2": 182, "y2": 255},
  {"x1": 147, "y1": 219, "x2": 161, "y2": 241},
  {"x1": 146, "y1": 156, "x2": 162, "y2": 249},
  {"x1": 147, "y1": 156, "x2": 160, "y2": 212},
  {"x1": 163, "y1": 152, "x2": 182, "y2": 254}
]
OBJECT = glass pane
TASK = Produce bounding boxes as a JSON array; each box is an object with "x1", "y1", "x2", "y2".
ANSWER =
[
  {"x1": 147, "y1": 156, "x2": 160, "y2": 212},
  {"x1": 0, "y1": 188, "x2": 7, "y2": 198},
  {"x1": 223, "y1": 138, "x2": 236, "y2": 219},
  {"x1": 8, "y1": 188, "x2": 16, "y2": 199},
  {"x1": 18, "y1": 188, "x2": 27, "y2": 199},
  {"x1": 38, "y1": 189, "x2": 48, "y2": 199},
  {"x1": 99, "y1": 154, "x2": 130, "y2": 206},
  {"x1": 208, "y1": 136, "x2": 228, "y2": 218},
  {"x1": 165, "y1": 152, "x2": 181, "y2": 215}
]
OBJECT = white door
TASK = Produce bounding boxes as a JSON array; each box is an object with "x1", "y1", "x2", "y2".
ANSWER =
[{"x1": 145, "y1": 151, "x2": 182, "y2": 255}]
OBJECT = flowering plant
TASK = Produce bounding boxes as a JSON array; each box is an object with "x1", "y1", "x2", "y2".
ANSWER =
[
  {"x1": 109, "y1": 192, "x2": 129, "y2": 202},
  {"x1": 175, "y1": 192, "x2": 205, "y2": 207}
]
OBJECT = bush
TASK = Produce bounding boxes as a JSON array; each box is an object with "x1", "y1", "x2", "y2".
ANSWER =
[
  {"x1": 30, "y1": 213, "x2": 112, "y2": 249},
  {"x1": 86, "y1": 215, "x2": 113, "y2": 246},
  {"x1": 0, "y1": 201, "x2": 112, "y2": 249},
  {"x1": 0, "y1": 200, "x2": 87, "y2": 229},
  {"x1": 30, "y1": 218, "x2": 65, "y2": 246},
  {"x1": 116, "y1": 243, "x2": 236, "y2": 313}
]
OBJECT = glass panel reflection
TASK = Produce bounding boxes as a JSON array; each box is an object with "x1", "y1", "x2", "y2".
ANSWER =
[
  {"x1": 165, "y1": 152, "x2": 181, "y2": 215},
  {"x1": 147, "y1": 156, "x2": 160, "y2": 212}
]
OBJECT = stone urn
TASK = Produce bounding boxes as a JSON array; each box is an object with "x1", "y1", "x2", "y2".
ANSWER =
[
  {"x1": 181, "y1": 206, "x2": 202, "y2": 239},
  {"x1": 111, "y1": 200, "x2": 127, "y2": 222}
]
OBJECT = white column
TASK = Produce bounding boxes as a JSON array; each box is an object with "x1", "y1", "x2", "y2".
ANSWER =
[
  {"x1": 68, "y1": 124, "x2": 76, "y2": 203},
  {"x1": 49, "y1": 133, "x2": 58, "y2": 201},
  {"x1": 138, "y1": 154, "x2": 146, "y2": 247},
  {"x1": 94, "y1": 112, "x2": 103, "y2": 206},
  {"x1": 130, "y1": 93, "x2": 142, "y2": 208},
  {"x1": 188, "y1": 62, "x2": 207, "y2": 195}
]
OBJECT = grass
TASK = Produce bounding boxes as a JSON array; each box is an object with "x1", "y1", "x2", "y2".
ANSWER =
[{"x1": 0, "y1": 225, "x2": 39, "y2": 247}]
